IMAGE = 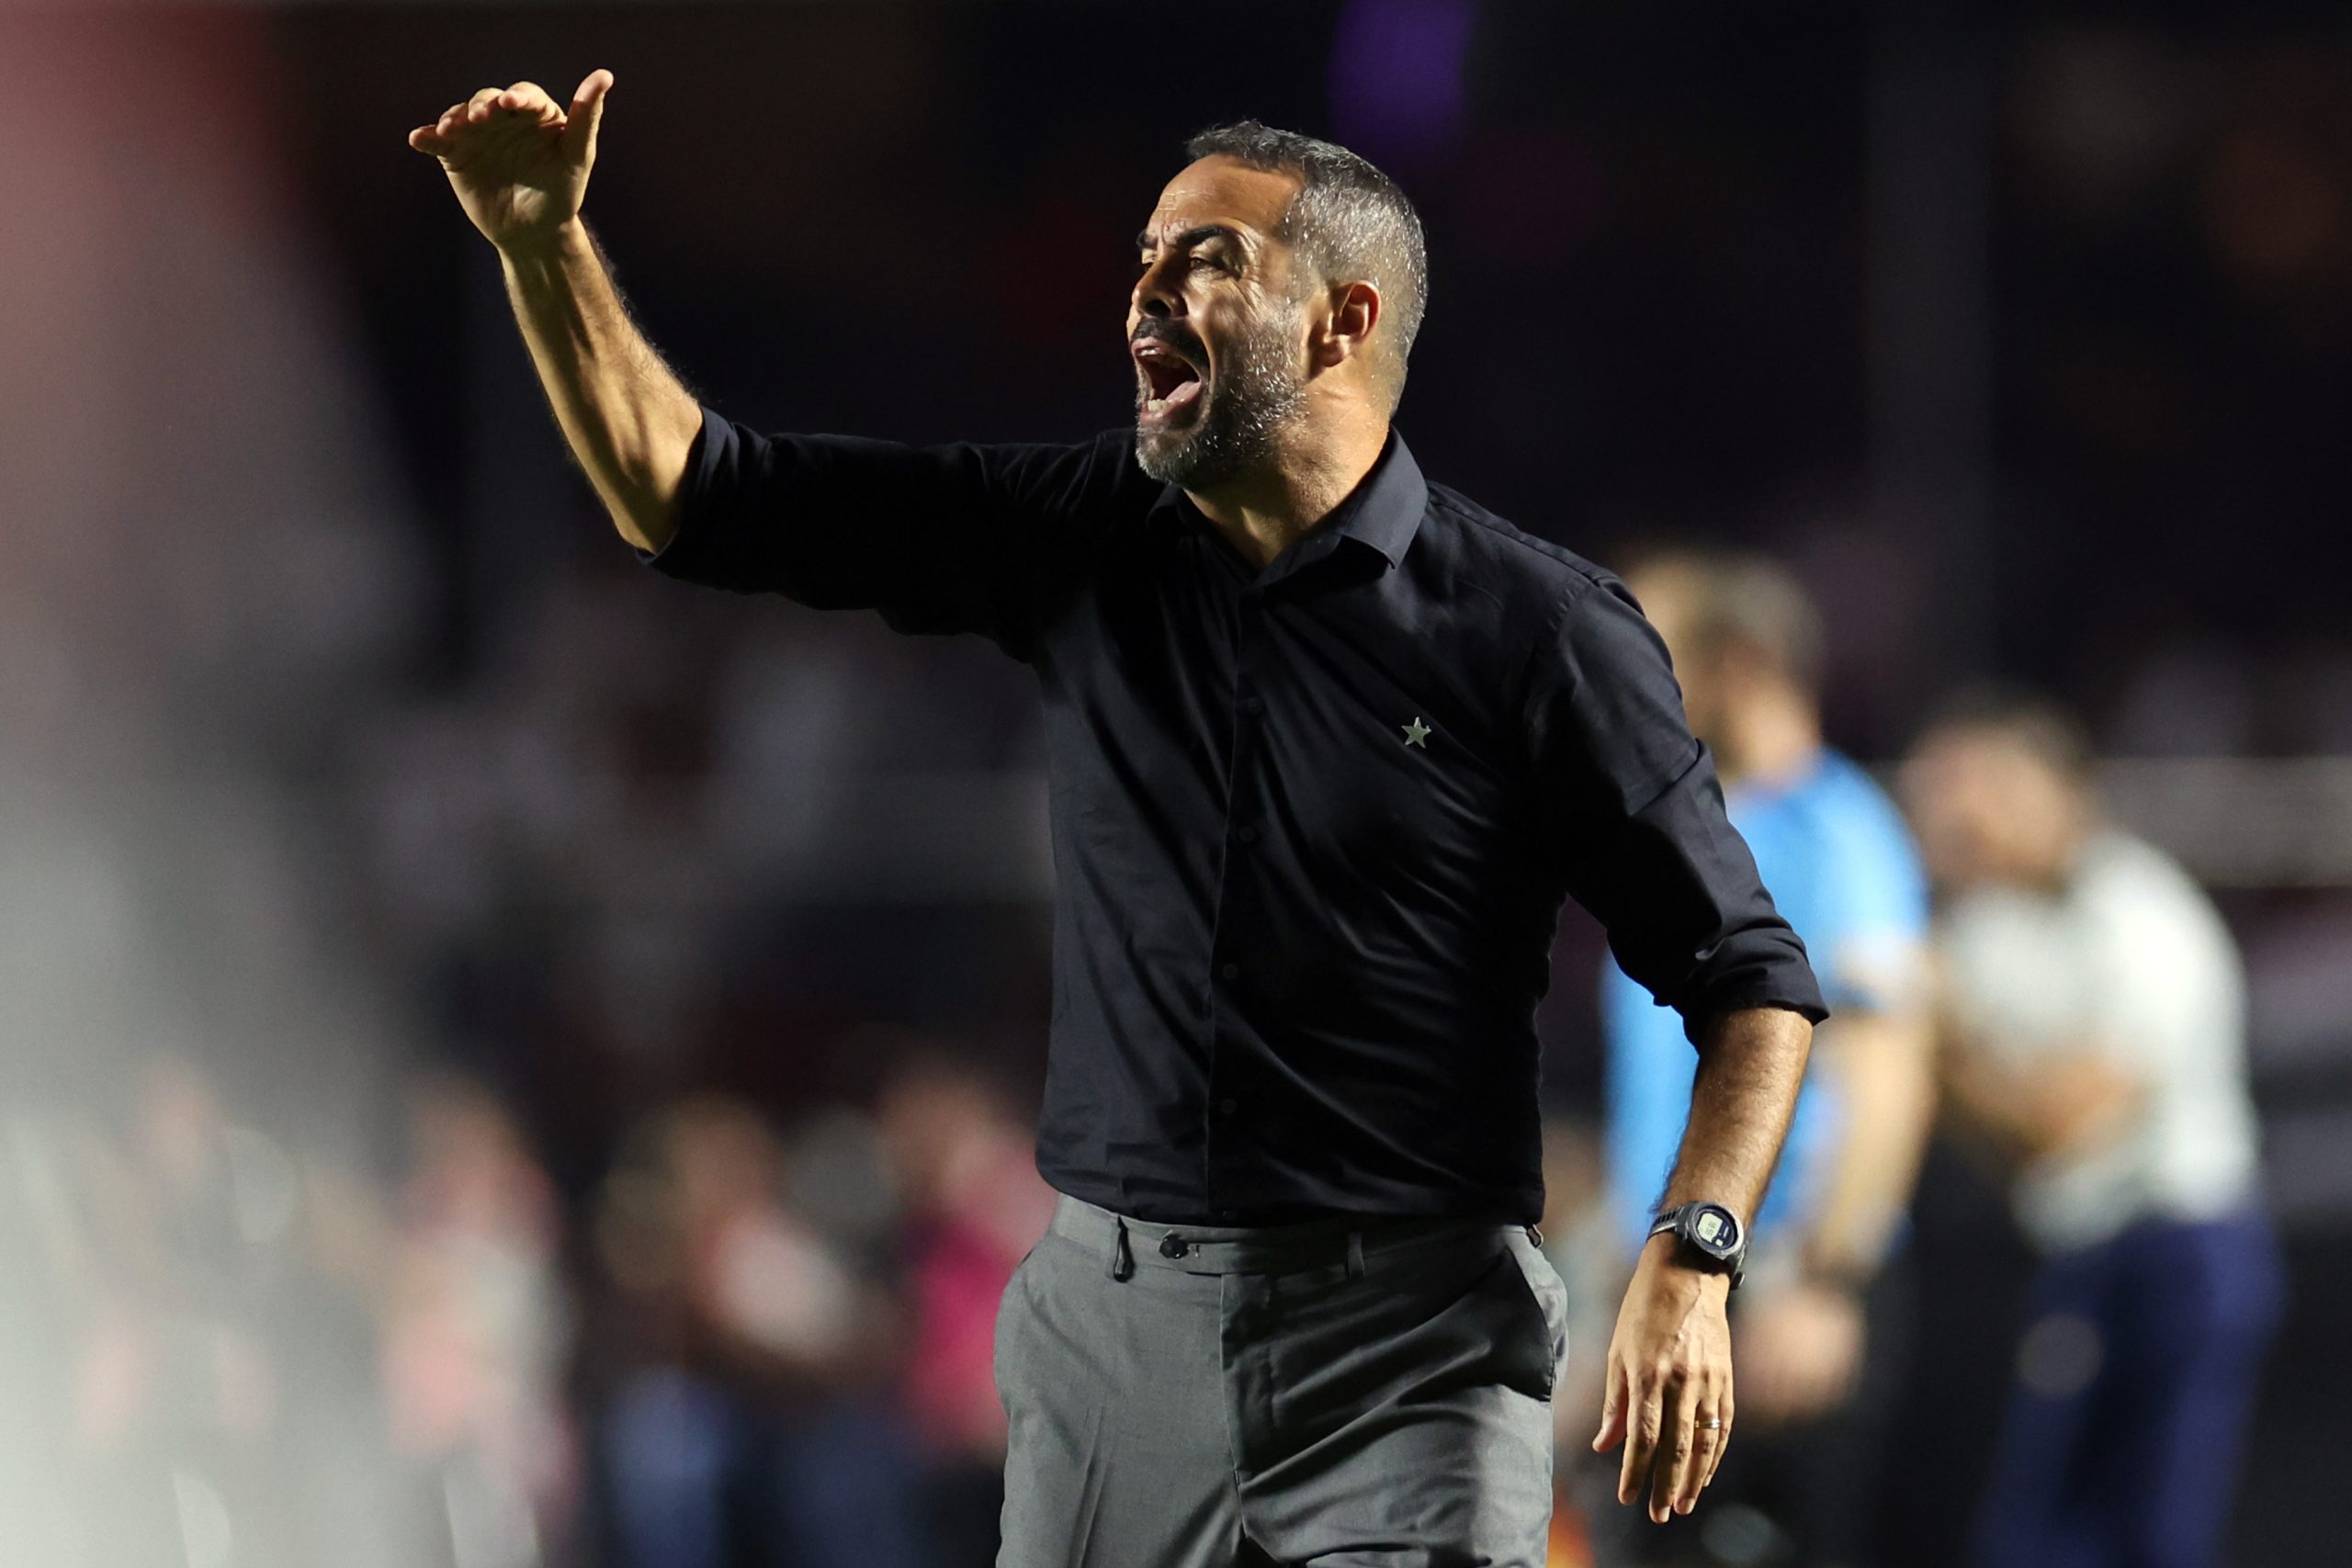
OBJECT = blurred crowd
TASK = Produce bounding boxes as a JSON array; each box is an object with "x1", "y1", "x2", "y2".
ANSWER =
[{"x1": 7, "y1": 1043, "x2": 1055, "y2": 1568}]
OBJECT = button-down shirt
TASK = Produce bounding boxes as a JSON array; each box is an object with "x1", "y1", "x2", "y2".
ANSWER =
[{"x1": 644, "y1": 407, "x2": 1826, "y2": 1224}]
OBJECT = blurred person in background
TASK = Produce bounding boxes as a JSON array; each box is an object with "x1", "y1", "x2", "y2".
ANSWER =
[
  {"x1": 874, "y1": 1053, "x2": 1059, "y2": 1566},
  {"x1": 1597, "y1": 555, "x2": 1934, "y2": 1568},
  {"x1": 410, "y1": 74, "x2": 1826, "y2": 1565},
  {"x1": 19, "y1": 1055, "x2": 426, "y2": 1568},
  {"x1": 379, "y1": 1074, "x2": 579, "y2": 1567},
  {"x1": 61, "y1": 1056, "x2": 304, "y2": 1566},
  {"x1": 1901, "y1": 694, "x2": 2282, "y2": 1568},
  {"x1": 588, "y1": 1095, "x2": 930, "y2": 1568}
]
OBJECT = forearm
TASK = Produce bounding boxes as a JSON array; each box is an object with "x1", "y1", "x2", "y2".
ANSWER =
[
  {"x1": 1599, "y1": 1003, "x2": 1808, "y2": 1520},
  {"x1": 1940, "y1": 1043, "x2": 2138, "y2": 1165},
  {"x1": 1657, "y1": 1005, "x2": 1814, "y2": 1238},
  {"x1": 1801, "y1": 1012, "x2": 1934, "y2": 1280},
  {"x1": 498, "y1": 219, "x2": 703, "y2": 554}
]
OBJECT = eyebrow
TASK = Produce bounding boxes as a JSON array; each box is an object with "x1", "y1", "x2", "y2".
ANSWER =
[{"x1": 1136, "y1": 222, "x2": 1249, "y2": 255}]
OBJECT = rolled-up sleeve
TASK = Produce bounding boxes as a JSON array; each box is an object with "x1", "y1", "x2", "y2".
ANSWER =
[
  {"x1": 1528, "y1": 575, "x2": 1827, "y2": 1043},
  {"x1": 639, "y1": 404, "x2": 1117, "y2": 660}
]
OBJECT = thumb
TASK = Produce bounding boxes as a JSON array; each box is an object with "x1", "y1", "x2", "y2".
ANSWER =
[{"x1": 562, "y1": 69, "x2": 614, "y2": 164}]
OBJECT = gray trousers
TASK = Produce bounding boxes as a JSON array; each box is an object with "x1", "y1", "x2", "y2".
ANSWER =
[{"x1": 993, "y1": 1194, "x2": 1568, "y2": 1567}]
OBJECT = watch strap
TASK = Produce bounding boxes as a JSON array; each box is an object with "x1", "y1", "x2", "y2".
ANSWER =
[{"x1": 1648, "y1": 1202, "x2": 1747, "y2": 1290}]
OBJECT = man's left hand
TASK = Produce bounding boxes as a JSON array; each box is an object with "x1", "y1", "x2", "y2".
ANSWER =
[{"x1": 1591, "y1": 1235, "x2": 1735, "y2": 1522}]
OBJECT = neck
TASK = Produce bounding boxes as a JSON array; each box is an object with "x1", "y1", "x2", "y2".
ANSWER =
[
  {"x1": 2022, "y1": 808, "x2": 2098, "y2": 893},
  {"x1": 1714, "y1": 684, "x2": 1820, "y2": 790},
  {"x1": 1187, "y1": 407, "x2": 1390, "y2": 571}
]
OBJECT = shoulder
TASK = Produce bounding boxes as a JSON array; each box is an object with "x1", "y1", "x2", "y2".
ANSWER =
[
  {"x1": 1793, "y1": 756, "x2": 1926, "y2": 877},
  {"x1": 1419, "y1": 480, "x2": 1624, "y2": 611},
  {"x1": 2078, "y1": 832, "x2": 2232, "y2": 956},
  {"x1": 1411, "y1": 481, "x2": 1651, "y2": 693},
  {"x1": 2080, "y1": 831, "x2": 2197, "y2": 914},
  {"x1": 1771, "y1": 754, "x2": 1932, "y2": 998},
  {"x1": 969, "y1": 427, "x2": 1156, "y2": 514},
  {"x1": 2073, "y1": 833, "x2": 2246, "y2": 1040}
]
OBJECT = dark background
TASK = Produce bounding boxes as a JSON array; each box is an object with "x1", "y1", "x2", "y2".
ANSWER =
[{"x1": 2, "y1": 3, "x2": 2346, "y2": 1564}]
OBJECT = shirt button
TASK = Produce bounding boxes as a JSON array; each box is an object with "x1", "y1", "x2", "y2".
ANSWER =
[
  {"x1": 1237, "y1": 825, "x2": 1258, "y2": 844},
  {"x1": 1219, "y1": 962, "x2": 1239, "y2": 980},
  {"x1": 1241, "y1": 695, "x2": 1264, "y2": 716},
  {"x1": 1216, "y1": 1098, "x2": 1238, "y2": 1115}
]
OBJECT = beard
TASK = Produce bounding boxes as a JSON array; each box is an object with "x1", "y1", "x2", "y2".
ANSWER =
[{"x1": 1134, "y1": 303, "x2": 1308, "y2": 491}]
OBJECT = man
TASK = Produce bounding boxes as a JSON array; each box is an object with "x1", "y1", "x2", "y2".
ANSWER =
[
  {"x1": 1598, "y1": 555, "x2": 1933, "y2": 1568},
  {"x1": 409, "y1": 73, "x2": 1826, "y2": 1567},
  {"x1": 1901, "y1": 695, "x2": 2280, "y2": 1568}
]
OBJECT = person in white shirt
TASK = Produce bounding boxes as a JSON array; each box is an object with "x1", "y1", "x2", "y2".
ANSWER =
[{"x1": 1902, "y1": 694, "x2": 2282, "y2": 1568}]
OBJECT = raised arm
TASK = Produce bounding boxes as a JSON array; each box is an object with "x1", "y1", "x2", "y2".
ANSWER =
[{"x1": 408, "y1": 73, "x2": 702, "y2": 554}]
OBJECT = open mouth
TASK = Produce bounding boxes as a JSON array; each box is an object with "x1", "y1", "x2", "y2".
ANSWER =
[{"x1": 1133, "y1": 339, "x2": 1205, "y2": 423}]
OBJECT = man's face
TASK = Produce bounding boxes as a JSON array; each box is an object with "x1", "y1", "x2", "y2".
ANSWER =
[
  {"x1": 1899, "y1": 727, "x2": 2078, "y2": 892},
  {"x1": 1129, "y1": 156, "x2": 1314, "y2": 489}
]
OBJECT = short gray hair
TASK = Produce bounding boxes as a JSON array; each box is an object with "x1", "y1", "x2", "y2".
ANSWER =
[{"x1": 1182, "y1": 120, "x2": 1429, "y2": 408}]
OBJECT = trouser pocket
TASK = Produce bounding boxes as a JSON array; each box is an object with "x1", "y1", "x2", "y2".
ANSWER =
[{"x1": 1498, "y1": 1228, "x2": 1568, "y2": 1401}]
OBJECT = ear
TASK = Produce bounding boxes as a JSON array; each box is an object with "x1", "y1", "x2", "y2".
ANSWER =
[{"x1": 1310, "y1": 280, "x2": 1383, "y2": 373}]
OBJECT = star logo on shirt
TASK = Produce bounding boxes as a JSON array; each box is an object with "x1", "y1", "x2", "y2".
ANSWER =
[{"x1": 1401, "y1": 716, "x2": 1431, "y2": 749}]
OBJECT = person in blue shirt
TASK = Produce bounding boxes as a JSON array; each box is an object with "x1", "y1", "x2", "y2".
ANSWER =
[{"x1": 1598, "y1": 554, "x2": 1933, "y2": 1568}]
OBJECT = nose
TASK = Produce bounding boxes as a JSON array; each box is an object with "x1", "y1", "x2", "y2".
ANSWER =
[{"x1": 1132, "y1": 254, "x2": 1183, "y2": 321}]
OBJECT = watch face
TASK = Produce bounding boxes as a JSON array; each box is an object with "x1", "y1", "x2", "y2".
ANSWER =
[{"x1": 1691, "y1": 1205, "x2": 1741, "y2": 1256}]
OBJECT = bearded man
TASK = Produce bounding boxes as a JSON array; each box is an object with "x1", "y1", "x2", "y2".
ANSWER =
[{"x1": 411, "y1": 73, "x2": 1826, "y2": 1568}]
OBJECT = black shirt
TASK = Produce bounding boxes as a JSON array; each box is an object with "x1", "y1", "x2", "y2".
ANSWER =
[{"x1": 645, "y1": 406, "x2": 1826, "y2": 1224}]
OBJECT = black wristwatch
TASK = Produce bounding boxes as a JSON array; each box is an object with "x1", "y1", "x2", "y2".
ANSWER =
[{"x1": 1647, "y1": 1201, "x2": 1747, "y2": 1291}]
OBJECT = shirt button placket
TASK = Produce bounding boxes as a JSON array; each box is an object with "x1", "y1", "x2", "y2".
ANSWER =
[{"x1": 1207, "y1": 590, "x2": 1268, "y2": 1198}]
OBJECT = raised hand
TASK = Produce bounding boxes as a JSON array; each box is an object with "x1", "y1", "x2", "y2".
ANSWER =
[{"x1": 407, "y1": 71, "x2": 613, "y2": 254}]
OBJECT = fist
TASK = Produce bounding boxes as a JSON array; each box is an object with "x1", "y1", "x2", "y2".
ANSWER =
[{"x1": 407, "y1": 71, "x2": 613, "y2": 254}]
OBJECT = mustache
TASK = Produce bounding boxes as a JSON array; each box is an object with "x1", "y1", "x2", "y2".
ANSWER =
[{"x1": 1130, "y1": 318, "x2": 1208, "y2": 369}]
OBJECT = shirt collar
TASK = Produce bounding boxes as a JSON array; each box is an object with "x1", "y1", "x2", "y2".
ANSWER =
[
  {"x1": 1143, "y1": 428, "x2": 1428, "y2": 571},
  {"x1": 1328, "y1": 429, "x2": 1427, "y2": 568}
]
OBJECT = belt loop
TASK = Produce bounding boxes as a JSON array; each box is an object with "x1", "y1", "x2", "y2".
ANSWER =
[
  {"x1": 1345, "y1": 1229, "x2": 1365, "y2": 1281},
  {"x1": 1108, "y1": 1216, "x2": 1135, "y2": 1282}
]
